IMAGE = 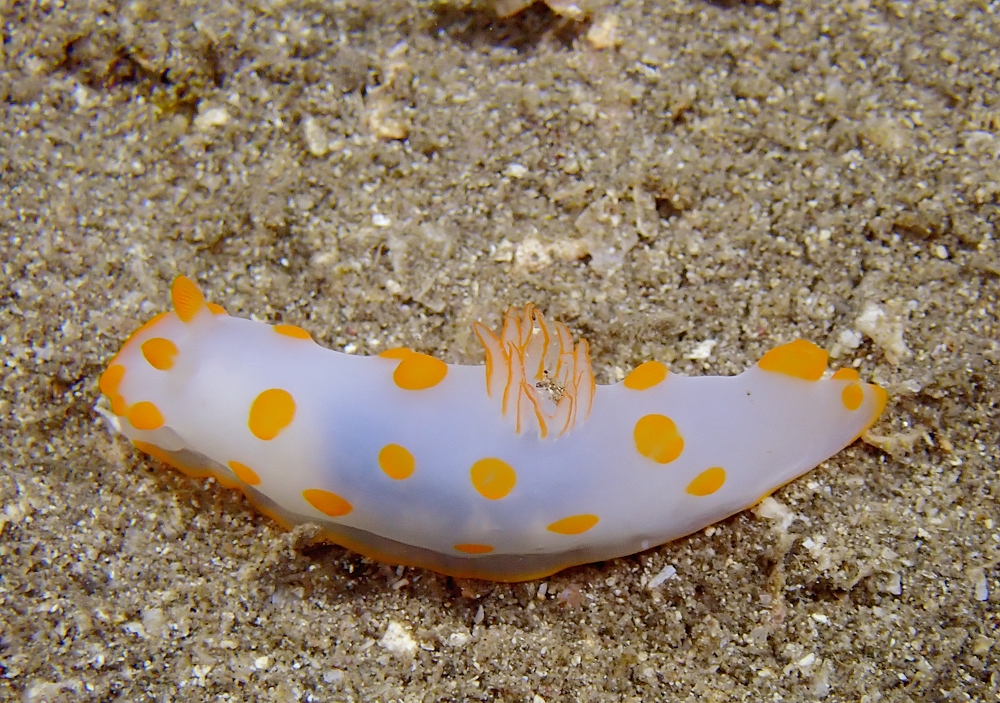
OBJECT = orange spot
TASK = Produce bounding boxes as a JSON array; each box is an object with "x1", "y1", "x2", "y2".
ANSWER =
[
  {"x1": 687, "y1": 467, "x2": 726, "y2": 496},
  {"x1": 831, "y1": 368, "x2": 860, "y2": 381},
  {"x1": 128, "y1": 401, "x2": 164, "y2": 430},
  {"x1": 141, "y1": 337, "x2": 178, "y2": 371},
  {"x1": 633, "y1": 414, "x2": 684, "y2": 464},
  {"x1": 842, "y1": 383, "x2": 864, "y2": 411},
  {"x1": 228, "y1": 460, "x2": 261, "y2": 485},
  {"x1": 275, "y1": 324, "x2": 312, "y2": 341},
  {"x1": 171, "y1": 276, "x2": 206, "y2": 323},
  {"x1": 378, "y1": 347, "x2": 413, "y2": 359},
  {"x1": 470, "y1": 458, "x2": 517, "y2": 500},
  {"x1": 547, "y1": 514, "x2": 599, "y2": 535},
  {"x1": 302, "y1": 488, "x2": 353, "y2": 517},
  {"x1": 99, "y1": 364, "x2": 125, "y2": 396},
  {"x1": 393, "y1": 352, "x2": 448, "y2": 391},
  {"x1": 206, "y1": 302, "x2": 227, "y2": 315},
  {"x1": 379, "y1": 444, "x2": 415, "y2": 480},
  {"x1": 870, "y1": 384, "x2": 889, "y2": 422},
  {"x1": 248, "y1": 388, "x2": 296, "y2": 440},
  {"x1": 454, "y1": 543, "x2": 494, "y2": 554},
  {"x1": 110, "y1": 394, "x2": 127, "y2": 416},
  {"x1": 623, "y1": 361, "x2": 668, "y2": 391},
  {"x1": 757, "y1": 339, "x2": 828, "y2": 381}
]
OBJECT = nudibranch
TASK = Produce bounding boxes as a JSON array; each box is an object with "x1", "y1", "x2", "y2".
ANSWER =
[{"x1": 99, "y1": 276, "x2": 887, "y2": 581}]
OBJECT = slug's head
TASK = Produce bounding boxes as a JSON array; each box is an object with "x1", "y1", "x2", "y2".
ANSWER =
[{"x1": 98, "y1": 276, "x2": 224, "y2": 435}]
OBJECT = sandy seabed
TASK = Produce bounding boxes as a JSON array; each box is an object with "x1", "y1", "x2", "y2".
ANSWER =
[{"x1": 2, "y1": 0, "x2": 999, "y2": 700}]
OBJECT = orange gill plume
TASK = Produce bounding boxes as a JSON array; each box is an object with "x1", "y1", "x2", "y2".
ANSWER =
[{"x1": 473, "y1": 305, "x2": 595, "y2": 439}]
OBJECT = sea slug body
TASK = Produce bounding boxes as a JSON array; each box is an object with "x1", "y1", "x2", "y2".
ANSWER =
[{"x1": 99, "y1": 276, "x2": 888, "y2": 581}]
